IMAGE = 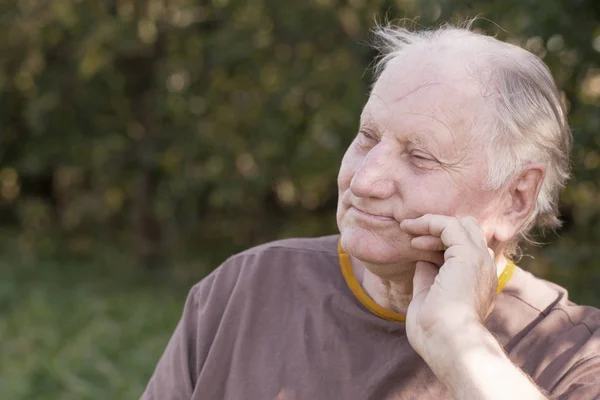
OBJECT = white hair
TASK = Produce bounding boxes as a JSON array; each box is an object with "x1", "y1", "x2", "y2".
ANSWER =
[{"x1": 371, "y1": 21, "x2": 572, "y2": 255}]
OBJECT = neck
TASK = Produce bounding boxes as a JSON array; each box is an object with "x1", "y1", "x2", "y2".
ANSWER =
[
  {"x1": 350, "y1": 256, "x2": 416, "y2": 314},
  {"x1": 350, "y1": 255, "x2": 508, "y2": 314}
]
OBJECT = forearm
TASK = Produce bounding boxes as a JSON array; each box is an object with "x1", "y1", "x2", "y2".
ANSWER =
[{"x1": 424, "y1": 319, "x2": 548, "y2": 400}]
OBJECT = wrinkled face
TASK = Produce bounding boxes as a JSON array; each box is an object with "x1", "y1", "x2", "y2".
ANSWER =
[{"x1": 337, "y1": 52, "x2": 505, "y2": 269}]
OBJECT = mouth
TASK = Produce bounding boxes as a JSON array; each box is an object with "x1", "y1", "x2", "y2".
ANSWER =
[{"x1": 350, "y1": 206, "x2": 395, "y2": 222}]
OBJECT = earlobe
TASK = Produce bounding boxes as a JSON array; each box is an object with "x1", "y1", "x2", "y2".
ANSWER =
[{"x1": 492, "y1": 222, "x2": 514, "y2": 243}]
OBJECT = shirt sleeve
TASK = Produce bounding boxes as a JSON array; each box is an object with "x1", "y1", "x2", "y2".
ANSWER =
[
  {"x1": 140, "y1": 269, "x2": 225, "y2": 400},
  {"x1": 552, "y1": 356, "x2": 600, "y2": 400}
]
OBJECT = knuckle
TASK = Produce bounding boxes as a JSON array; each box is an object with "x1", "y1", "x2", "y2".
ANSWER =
[
  {"x1": 460, "y1": 216, "x2": 477, "y2": 226},
  {"x1": 450, "y1": 218, "x2": 463, "y2": 230}
]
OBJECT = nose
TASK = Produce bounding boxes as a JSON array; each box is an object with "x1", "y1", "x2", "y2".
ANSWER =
[{"x1": 350, "y1": 144, "x2": 396, "y2": 199}]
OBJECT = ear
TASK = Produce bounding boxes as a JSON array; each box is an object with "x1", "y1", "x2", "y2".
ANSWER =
[{"x1": 493, "y1": 164, "x2": 545, "y2": 243}]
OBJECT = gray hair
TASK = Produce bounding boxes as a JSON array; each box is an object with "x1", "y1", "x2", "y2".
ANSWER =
[{"x1": 371, "y1": 21, "x2": 572, "y2": 255}]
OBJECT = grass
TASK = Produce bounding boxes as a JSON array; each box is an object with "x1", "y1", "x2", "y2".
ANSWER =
[{"x1": 0, "y1": 235, "x2": 208, "y2": 400}]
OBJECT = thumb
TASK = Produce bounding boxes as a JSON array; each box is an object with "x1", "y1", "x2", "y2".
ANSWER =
[{"x1": 413, "y1": 261, "x2": 438, "y2": 298}]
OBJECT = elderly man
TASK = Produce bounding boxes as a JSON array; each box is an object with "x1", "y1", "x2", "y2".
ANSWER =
[{"x1": 141, "y1": 23, "x2": 600, "y2": 400}]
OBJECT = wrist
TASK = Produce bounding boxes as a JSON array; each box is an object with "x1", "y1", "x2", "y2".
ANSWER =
[
  {"x1": 419, "y1": 315, "x2": 490, "y2": 376},
  {"x1": 421, "y1": 320, "x2": 547, "y2": 400}
]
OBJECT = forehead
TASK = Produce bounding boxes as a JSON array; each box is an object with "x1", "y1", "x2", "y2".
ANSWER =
[{"x1": 363, "y1": 52, "x2": 485, "y2": 149}]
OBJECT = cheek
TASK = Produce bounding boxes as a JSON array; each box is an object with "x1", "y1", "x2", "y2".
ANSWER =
[
  {"x1": 337, "y1": 146, "x2": 361, "y2": 190},
  {"x1": 401, "y1": 174, "x2": 467, "y2": 216},
  {"x1": 337, "y1": 147, "x2": 362, "y2": 228},
  {"x1": 408, "y1": 175, "x2": 497, "y2": 222}
]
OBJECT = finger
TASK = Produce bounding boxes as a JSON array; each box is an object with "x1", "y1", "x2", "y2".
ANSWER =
[
  {"x1": 443, "y1": 244, "x2": 466, "y2": 261},
  {"x1": 401, "y1": 214, "x2": 447, "y2": 236},
  {"x1": 424, "y1": 250, "x2": 445, "y2": 267},
  {"x1": 402, "y1": 214, "x2": 471, "y2": 248},
  {"x1": 414, "y1": 248, "x2": 445, "y2": 267},
  {"x1": 442, "y1": 242, "x2": 494, "y2": 264},
  {"x1": 410, "y1": 235, "x2": 446, "y2": 251},
  {"x1": 458, "y1": 216, "x2": 487, "y2": 247},
  {"x1": 412, "y1": 260, "x2": 438, "y2": 297},
  {"x1": 459, "y1": 217, "x2": 496, "y2": 268}
]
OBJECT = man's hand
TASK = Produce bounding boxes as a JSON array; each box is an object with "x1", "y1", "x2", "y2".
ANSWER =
[
  {"x1": 400, "y1": 214, "x2": 497, "y2": 356},
  {"x1": 400, "y1": 214, "x2": 548, "y2": 400}
]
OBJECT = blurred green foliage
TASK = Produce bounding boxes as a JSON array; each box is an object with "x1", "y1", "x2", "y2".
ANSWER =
[
  {"x1": 1, "y1": 0, "x2": 600, "y2": 269},
  {"x1": 0, "y1": 0, "x2": 600, "y2": 398},
  {"x1": 0, "y1": 230, "x2": 200, "y2": 400}
]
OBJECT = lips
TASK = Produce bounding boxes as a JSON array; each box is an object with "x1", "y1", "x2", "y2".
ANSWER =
[{"x1": 351, "y1": 206, "x2": 395, "y2": 222}]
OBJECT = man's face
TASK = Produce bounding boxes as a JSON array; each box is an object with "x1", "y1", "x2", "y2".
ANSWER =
[{"x1": 337, "y1": 52, "x2": 504, "y2": 269}]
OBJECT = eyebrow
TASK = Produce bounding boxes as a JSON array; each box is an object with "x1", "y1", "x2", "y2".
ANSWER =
[
  {"x1": 359, "y1": 111, "x2": 377, "y2": 129},
  {"x1": 407, "y1": 134, "x2": 429, "y2": 148},
  {"x1": 359, "y1": 117, "x2": 431, "y2": 145},
  {"x1": 359, "y1": 107, "x2": 456, "y2": 157}
]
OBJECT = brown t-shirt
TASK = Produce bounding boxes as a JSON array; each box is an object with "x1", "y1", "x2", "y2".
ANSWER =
[{"x1": 141, "y1": 235, "x2": 600, "y2": 399}]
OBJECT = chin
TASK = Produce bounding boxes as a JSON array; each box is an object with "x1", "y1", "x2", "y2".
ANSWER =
[{"x1": 339, "y1": 225, "x2": 411, "y2": 265}]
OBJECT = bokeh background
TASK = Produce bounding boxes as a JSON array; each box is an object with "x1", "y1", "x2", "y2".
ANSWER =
[{"x1": 1, "y1": 0, "x2": 599, "y2": 399}]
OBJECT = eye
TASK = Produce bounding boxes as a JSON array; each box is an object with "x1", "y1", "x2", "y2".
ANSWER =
[
  {"x1": 361, "y1": 130, "x2": 377, "y2": 140},
  {"x1": 356, "y1": 130, "x2": 378, "y2": 148},
  {"x1": 410, "y1": 151, "x2": 435, "y2": 161}
]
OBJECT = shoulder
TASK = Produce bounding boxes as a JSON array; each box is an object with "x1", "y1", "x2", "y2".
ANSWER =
[
  {"x1": 222, "y1": 234, "x2": 340, "y2": 272},
  {"x1": 191, "y1": 234, "x2": 341, "y2": 295},
  {"x1": 236, "y1": 235, "x2": 340, "y2": 257},
  {"x1": 184, "y1": 235, "x2": 344, "y2": 341},
  {"x1": 493, "y1": 267, "x2": 600, "y2": 391},
  {"x1": 502, "y1": 267, "x2": 600, "y2": 336}
]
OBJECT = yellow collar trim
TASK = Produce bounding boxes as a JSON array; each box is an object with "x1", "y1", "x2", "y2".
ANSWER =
[
  {"x1": 496, "y1": 257, "x2": 516, "y2": 294},
  {"x1": 338, "y1": 239, "x2": 515, "y2": 322}
]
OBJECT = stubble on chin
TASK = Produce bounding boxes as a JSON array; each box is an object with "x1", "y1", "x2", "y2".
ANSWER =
[{"x1": 341, "y1": 224, "x2": 413, "y2": 265}]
